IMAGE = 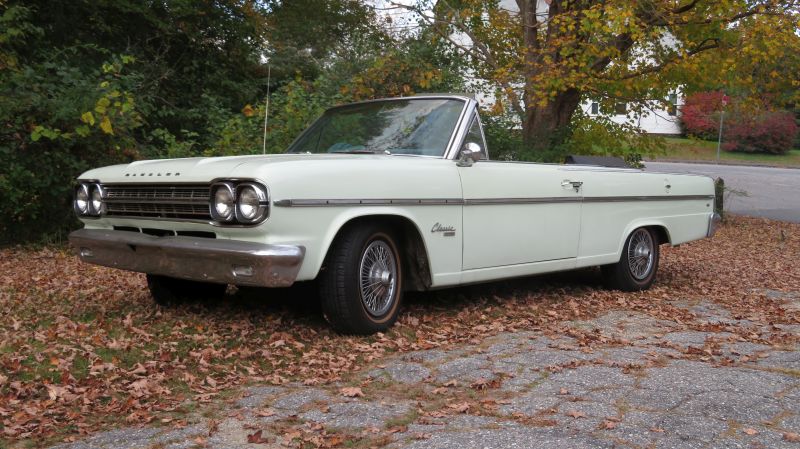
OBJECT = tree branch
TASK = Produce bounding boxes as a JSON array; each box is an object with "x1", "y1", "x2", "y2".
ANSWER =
[
  {"x1": 598, "y1": 38, "x2": 719, "y2": 81},
  {"x1": 671, "y1": 0, "x2": 700, "y2": 15},
  {"x1": 391, "y1": 0, "x2": 525, "y2": 117}
]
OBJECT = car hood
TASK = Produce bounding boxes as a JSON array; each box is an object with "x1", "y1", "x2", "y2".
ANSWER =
[{"x1": 78, "y1": 153, "x2": 401, "y2": 183}]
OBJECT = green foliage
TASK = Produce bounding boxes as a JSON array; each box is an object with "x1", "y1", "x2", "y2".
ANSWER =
[
  {"x1": 0, "y1": 0, "x2": 270, "y2": 243},
  {"x1": 482, "y1": 108, "x2": 664, "y2": 166},
  {"x1": 559, "y1": 112, "x2": 665, "y2": 168},
  {"x1": 482, "y1": 113, "x2": 526, "y2": 161}
]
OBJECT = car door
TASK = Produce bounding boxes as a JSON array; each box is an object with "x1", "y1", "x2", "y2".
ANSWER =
[{"x1": 457, "y1": 113, "x2": 583, "y2": 270}]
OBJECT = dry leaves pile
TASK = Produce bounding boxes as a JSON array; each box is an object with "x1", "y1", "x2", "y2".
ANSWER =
[{"x1": 0, "y1": 216, "x2": 798, "y2": 447}]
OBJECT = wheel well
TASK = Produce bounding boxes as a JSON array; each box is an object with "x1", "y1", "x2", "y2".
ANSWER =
[
  {"x1": 327, "y1": 215, "x2": 433, "y2": 291},
  {"x1": 647, "y1": 225, "x2": 670, "y2": 245}
]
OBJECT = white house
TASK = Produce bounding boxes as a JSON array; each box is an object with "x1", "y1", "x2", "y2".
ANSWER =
[{"x1": 581, "y1": 93, "x2": 683, "y2": 135}]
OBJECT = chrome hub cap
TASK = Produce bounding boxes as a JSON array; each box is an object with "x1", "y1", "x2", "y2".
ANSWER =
[
  {"x1": 628, "y1": 229, "x2": 654, "y2": 280},
  {"x1": 359, "y1": 240, "x2": 397, "y2": 317}
]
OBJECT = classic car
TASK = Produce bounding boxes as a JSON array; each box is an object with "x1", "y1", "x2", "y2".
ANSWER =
[{"x1": 69, "y1": 94, "x2": 721, "y2": 334}]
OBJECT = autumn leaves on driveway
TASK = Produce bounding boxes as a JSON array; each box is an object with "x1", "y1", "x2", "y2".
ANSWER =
[{"x1": 1, "y1": 215, "x2": 798, "y2": 448}]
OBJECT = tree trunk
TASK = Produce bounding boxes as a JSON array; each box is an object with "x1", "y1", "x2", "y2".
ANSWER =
[{"x1": 522, "y1": 88, "x2": 582, "y2": 154}]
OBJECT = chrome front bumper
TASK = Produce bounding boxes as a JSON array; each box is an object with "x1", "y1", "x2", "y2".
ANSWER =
[
  {"x1": 68, "y1": 229, "x2": 305, "y2": 287},
  {"x1": 707, "y1": 212, "x2": 722, "y2": 238}
]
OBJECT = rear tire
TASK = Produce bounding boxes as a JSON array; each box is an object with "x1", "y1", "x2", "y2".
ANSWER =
[
  {"x1": 602, "y1": 227, "x2": 659, "y2": 291},
  {"x1": 146, "y1": 274, "x2": 227, "y2": 306},
  {"x1": 319, "y1": 224, "x2": 403, "y2": 334}
]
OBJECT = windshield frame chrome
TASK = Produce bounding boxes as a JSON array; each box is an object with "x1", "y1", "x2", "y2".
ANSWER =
[{"x1": 284, "y1": 95, "x2": 477, "y2": 160}]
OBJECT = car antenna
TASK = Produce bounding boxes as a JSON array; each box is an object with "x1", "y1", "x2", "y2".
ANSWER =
[{"x1": 262, "y1": 65, "x2": 271, "y2": 155}]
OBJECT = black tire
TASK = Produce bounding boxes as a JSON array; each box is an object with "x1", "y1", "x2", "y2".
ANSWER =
[
  {"x1": 319, "y1": 224, "x2": 403, "y2": 334},
  {"x1": 601, "y1": 227, "x2": 660, "y2": 291},
  {"x1": 146, "y1": 274, "x2": 227, "y2": 306}
]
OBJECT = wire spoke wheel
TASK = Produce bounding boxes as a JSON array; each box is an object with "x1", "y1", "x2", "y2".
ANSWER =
[
  {"x1": 627, "y1": 229, "x2": 655, "y2": 280},
  {"x1": 359, "y1": 240, "x2": 398, "y2": 317}
]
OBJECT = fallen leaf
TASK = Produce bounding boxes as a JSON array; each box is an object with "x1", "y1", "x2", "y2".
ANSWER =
[
  {"x1": 602, "y1": 420, "x2": 618, "y2": 430},
  {"x1": 566, "y1": 410, "x2": 586, "y2": 419},
  {"x1": 255, "y1": 409, "x2": 276, "y2": 417},
  {"x1": 340, "y1": 387, "x2": 364, "y2": 398},
  {"x1": 208, "y1": 419, "x2": 219, "y2": 435},
  {"x1": 447, "y1": 402, "x2": 470, "y2": 413},
  {"x1": 470, "y1": 378, "x2": 490, "y2": 390},
  {"x1": 784, "y1": 432, "x2": 800, "y2": 442},
  {"x1": 247, "y1": 429, "x2": 271, "y2": 444}
]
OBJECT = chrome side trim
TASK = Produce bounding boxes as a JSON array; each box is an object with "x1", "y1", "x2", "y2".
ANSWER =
[
  {"x1": 273, "y1": 194, "x2": 714, "y2": 207},
  {"x1": 582, "y1": 195, "x2": 714, "y2": 203},
  {"x1": 464, "y1": 197, "x2": 583, "y2": 205},
  {"x1": 273, "y1": 198, "x2": 465, "y2": 207},
  {"x1": 69, "y1": 229, "x2": 305, "y2": 287}
]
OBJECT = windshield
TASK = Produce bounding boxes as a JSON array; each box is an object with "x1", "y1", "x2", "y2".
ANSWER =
[{"x1": 286, "y1": 98, "x2": 465, "y2": 157}]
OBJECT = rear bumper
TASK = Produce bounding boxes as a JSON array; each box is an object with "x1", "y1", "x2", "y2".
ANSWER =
[
  {"x1": 707, "y1": 212, "x2": 722, "y2": 238},
  {"x1": 68, "y1": 229, "x2": 305, "y2": 287}
]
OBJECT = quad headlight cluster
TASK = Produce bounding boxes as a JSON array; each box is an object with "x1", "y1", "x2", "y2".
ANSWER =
[
  {"x1": 210, "y1": 181, "x2": 269, "y2": 225},
  {"x1": 73, "y1": 183, "x2": 106, "y2": 217}
]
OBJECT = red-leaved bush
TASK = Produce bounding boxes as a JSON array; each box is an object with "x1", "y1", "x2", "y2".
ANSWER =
[
  {"x1": 680, "y1": 91, "x2": 727, "y2": 139},
  {"x1": 681, "y1": 91, "x2": 798, "y2": 155},
  {"x1": 723, "y1": 111, "x2": 798, "y2": 155}
]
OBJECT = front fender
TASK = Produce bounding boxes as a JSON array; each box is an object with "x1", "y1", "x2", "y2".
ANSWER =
[{"x1": 269, "y1": 205, "x2": 463, "y2": 286}]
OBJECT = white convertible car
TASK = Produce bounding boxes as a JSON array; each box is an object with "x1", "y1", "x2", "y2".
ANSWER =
[{"x1": 70, "y1": 95, "x2": 720, "y2": 333}]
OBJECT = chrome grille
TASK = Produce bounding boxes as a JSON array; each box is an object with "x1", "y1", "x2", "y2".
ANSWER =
[{"x1": 104, "y1": 184, "x2": 211, "y2": 220}]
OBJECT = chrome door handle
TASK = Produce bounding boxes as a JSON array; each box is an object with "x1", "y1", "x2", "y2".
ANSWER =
[{"x1": 561, "y1": 180, "x2": 583, "y2": 192}]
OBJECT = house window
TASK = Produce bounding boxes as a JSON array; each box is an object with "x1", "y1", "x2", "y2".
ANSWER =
[
  {"x1": 614, "y1": 102, "x2": 627, "y2": 115},
  {"x1": 668, "y1": 93, "x2": 678, "y2": 116},
  {"x1": 590, "y1": 102, "x2": 599, "y2": 115}
]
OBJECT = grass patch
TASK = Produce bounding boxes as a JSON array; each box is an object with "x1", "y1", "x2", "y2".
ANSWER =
[
  {"x1": 655, "y1": 137, "x2": 800, "y2": 167},
  {"x1": 384, "y1": 409, "x2": 420, "y2": 429}
]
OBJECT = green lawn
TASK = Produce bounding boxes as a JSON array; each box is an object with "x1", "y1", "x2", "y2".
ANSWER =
[{"x1": 653, "y1": 137, "x2": 800, "y2": 168}]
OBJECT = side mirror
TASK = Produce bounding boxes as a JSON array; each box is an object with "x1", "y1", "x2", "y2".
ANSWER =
[{"x1": 457, "y1": 142, "x2": 483, "y2": 167}]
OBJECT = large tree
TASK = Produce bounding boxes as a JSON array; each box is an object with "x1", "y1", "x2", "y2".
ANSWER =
[{"x1": 400, "y1": 0, "x2": 800, "y2": 156}]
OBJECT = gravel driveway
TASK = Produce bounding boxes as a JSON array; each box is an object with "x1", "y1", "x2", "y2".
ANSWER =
[{"x1": 52, "y1": 291, "x2": 800, "y2": 449}]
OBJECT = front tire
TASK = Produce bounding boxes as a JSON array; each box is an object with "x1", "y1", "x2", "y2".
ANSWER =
[
  {"x1": 146, "y1": 274, "x2": 227, "y2": 306},
  {"x1": 319, "y1": 224, "x2": 403, "y2": 334},
  {"x1": 602, "y1": 227, "x2": 660, "y2": 291}
]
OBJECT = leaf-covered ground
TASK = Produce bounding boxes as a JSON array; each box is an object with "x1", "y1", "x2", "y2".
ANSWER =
[{"x1": 1, "y1": 216, "x2": 798, "y2": 448}]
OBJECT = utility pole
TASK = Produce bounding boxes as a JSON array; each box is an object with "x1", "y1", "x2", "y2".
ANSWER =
[
  {"x1": 716, "y1": 94, "x2": 728, "y2": 164},
  {"x1": 262, "y1": 66, "x2": 271, "y2": 155}
]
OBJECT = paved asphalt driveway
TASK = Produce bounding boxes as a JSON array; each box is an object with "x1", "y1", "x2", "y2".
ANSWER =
[{"x1": 645, "y1": 161, "x2": 800, "y2": 223}]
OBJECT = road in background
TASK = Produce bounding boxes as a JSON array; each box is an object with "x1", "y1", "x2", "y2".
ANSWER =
[{"x1": 645, "y1": 161, "x2": 800, "y2": 223}]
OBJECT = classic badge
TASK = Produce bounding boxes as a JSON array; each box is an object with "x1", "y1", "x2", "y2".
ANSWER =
[{"x1": 431, "y1": 222, "x2": 456, "y2": 237}]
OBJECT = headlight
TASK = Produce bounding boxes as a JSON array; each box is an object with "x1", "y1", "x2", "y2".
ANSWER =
[
  {"x1": 89, "y1": 184, "x2": 105, "y2": 216},
  {"x1": 211, "y1": 183, "x2": 235, "y2": 222},
  {"x1": 236, "y1": 183, "x2": 268, "y2": 223},
  {"x1": 74, "y1": 184, "x2": 90, "y2": 216}
]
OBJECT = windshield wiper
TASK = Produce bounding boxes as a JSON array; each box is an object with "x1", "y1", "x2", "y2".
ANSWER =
[{"x1": 330, "y1": 149, "x2": 392, "y2": 155}]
